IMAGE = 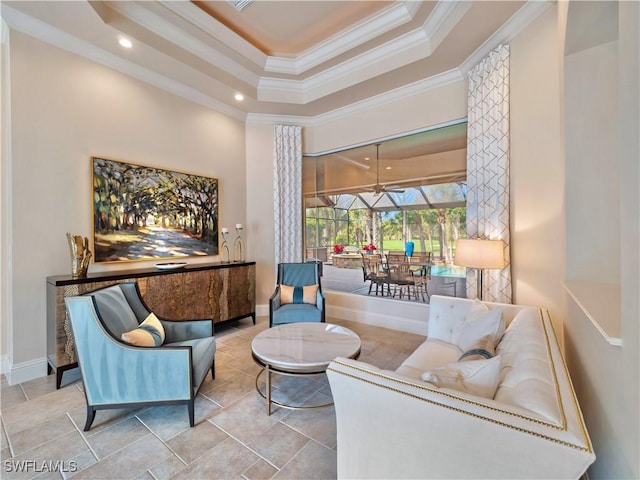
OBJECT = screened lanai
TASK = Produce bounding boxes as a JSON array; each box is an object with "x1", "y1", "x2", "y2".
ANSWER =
[
  {"x1": 305, "y1": 181, "x2": 467, "y2": 259},
  {"x1": 303, "y1": 123, "x2": 469, "y2": 300}
]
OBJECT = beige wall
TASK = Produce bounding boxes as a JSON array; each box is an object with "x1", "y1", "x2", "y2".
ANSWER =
[
  {"x1": 510, "y1": 7, "x2": 565, "y2": 322},
  {"x1": 245, "y1": 121, "x2": 275, "y2": 309},
  {"x1": 305, "y1": 80, "x2": 468, "y2": 155},
  {"x1": 564, "y1": 41, "x2": 620, "y2": 283},
  {"x1": 561, "y1": 1, "x2": 639, "y2": 477},
  {"x1": 2, "y1": 31, "x2": 245, "y2": 378}
]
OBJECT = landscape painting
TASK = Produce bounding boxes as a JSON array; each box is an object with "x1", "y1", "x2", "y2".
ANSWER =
[{"x1": 92, "y1": 157, "x2": 218, "y2": 263}]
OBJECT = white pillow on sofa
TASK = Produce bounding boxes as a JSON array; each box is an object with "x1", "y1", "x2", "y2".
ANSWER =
[
  {"x1": 453, "y1": 300, "x2": 505, "y2": 352},
  {"x1": 421, "y1": 355, "x2": 502, "y2": 399}
]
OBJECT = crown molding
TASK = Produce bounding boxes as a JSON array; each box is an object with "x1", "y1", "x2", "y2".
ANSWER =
[
  {"x1": 424, "y1": 0, "x2": 472, "y2": 53},
  {"x1": 460, "y1": 0, "x2": 552, "y2": 75},
  {"x1": 260, "y1": 28, "x2": 430, "y2": 104},
  {"x1": 257, "y1": 1, "x2": 470, "y2": 105},
  {"x1": 4, "y1": 0, "x2": 552, "y2": 128},
  {"x1": 160, "y1": 1, "x2": 267, "y2": 69},
  {"x1": 106, "y1": 1, "x2": 260, "y2": 87},
  {"x1": 257, "y1": 77, "x2": 306, "y2": 104},
  {"x1": 248, "y1": 67, "x2": 465, "y2": 127},
  {"x1": 264, "y1": 1, "x2": 420, "y2": 75},
  {"x1": 311, "y1": 67, "x2": 465, "y2": 127},
  {"x1": 1, "y1": 4, "x2": 247, "y2": 122}
]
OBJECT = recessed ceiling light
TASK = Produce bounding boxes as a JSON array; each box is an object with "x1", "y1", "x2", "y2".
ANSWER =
[
  {"x1": 386, "y1": 166, "x2": 392, "y2": 170},
  {"x1": 364, "y1": 157, "x2": 370, "y2": 160},
  {"x1": 234, "y1": 93, "x2": 244, "y2": 101},
  {"x1": 119, "y1": 37, "x2": 132, "y2": 49}
]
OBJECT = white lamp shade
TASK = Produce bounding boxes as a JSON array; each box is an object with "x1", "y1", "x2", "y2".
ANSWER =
[{"x1": 454, "y1": 239, "x2": 505, "y2": 269}]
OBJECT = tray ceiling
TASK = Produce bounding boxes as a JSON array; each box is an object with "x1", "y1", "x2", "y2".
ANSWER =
[{"x1": 1, "y1": 1, "x2": 550, "y2": 120}]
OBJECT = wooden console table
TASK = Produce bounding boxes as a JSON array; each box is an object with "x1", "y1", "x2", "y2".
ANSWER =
[{"x1": 46, "y1": 261, "x2": 256, "y2": 388}]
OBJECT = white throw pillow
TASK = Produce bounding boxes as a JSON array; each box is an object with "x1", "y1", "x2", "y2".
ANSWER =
[
  {"x1": 121, "y1": 312, "x2": 165, "y2": 347},
  {"x1": 454, "y1": 300, "x2": 505, "y2": 352},
  {"x1": 421, "y1": 355, "x2": 502, "y2": 399}
]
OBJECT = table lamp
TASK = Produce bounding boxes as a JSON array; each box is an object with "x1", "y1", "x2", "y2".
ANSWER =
[{"x1": 454, "y1": 238, "x2": 505, "y2": 300}]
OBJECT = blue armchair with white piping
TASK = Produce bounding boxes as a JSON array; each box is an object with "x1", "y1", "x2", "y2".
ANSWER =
[
  {"x1": 64, "y1": 283, "x2": 215, "y2": 431},
  {"x1": 269, "y1": 262, "x2": 325, "y2": 327}
]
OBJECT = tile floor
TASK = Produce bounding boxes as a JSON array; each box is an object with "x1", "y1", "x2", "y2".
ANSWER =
[{"x1": 1, "y1": 317, "x2": 425, "y2": 480}]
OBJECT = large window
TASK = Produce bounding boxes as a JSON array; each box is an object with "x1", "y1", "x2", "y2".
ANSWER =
[
  {"x1": 303, "y1": 122, "x2": 468, "y2": 267},
  {"x1": 305, "y1": 185, "x2": 466, "y2": 262}
]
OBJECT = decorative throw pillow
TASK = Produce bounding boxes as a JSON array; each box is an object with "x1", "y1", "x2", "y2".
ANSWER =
[
  {"x1": 458, "y1": 335, "x2": 495, "y2": 362},
  {"x1": 280, "y1": 284, "x2": 319, "y2": 305},
  {"x1": 421, "y1": 355, "x2": 502, "y2": 399},
  {"x1": 455, "y1": 300, "x2": 505, "y2": 352},
  {"x1": 121, "y1": 312, "x2": 165, "y2": 347}
]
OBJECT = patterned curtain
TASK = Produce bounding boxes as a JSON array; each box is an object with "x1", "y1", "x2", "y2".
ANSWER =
[
  {"x1": 274, "y1": 124, "x2": 303, "y2": 265},
  {"x1": 465, "y1": 44, "x2": 512, "y2": 303}
]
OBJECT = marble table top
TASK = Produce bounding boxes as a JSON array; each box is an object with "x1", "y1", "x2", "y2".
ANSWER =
[{"x1": 251, "y1": 323, "x2": 361, "y2": 372}]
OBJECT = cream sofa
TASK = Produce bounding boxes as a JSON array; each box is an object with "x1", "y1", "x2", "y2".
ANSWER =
[{"x1": 327, "y1": 295, "x2": 595, "y2": 479}]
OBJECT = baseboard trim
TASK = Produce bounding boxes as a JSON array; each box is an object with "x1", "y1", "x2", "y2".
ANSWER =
[
  {"x1": 258, "y1": 292, "x2": 428, "y2": 335},
  {"x1": 256, "y1": 304, "x2": 269, "y2": 318},
  {"x1": 326, "y1": 304, "x2": 426, "y2": 334},
  {"x1": 326, "y1": 291, "x2": 428, "y2": 335},
  {"x1": 0, "y1": 354, "x2": 9, "y2": 376},
  {"x1": 4, "y1": 356, "x2": 48, "y2": 385}
]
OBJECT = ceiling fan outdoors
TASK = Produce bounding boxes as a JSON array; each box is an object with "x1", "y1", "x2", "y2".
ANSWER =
[{"x1": 368, "y1": 143, "x2": 405, "y2": 195}]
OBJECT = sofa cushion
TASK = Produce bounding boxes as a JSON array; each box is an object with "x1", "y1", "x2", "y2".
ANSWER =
[
  {"x1": 121, "y1": 312, "x2": 165, "y2": 347},
  {"x1": 421, "y1": 355, "x2": 502, "y2": 399},
  {"x1": 395, "y1": 339, "x2": 462, "y2": 380},
  {"x1": 459, "y1": 335, "x2": 495, "y2": 361},
  {"x1": 165, "y1": 337, "x2": 216, "y2": 391},
  {"x1": 271, "y1": 303, "x2": 322, "y2": 325},
  {"x1": 494, "y1": 309, "x2": 562, "y2": 424}
]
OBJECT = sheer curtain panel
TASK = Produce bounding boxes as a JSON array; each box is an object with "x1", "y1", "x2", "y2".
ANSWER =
[
  {"x1": 274, "y1": 125, "x2": 303, "y2": 265},
  {"x1": 465, "y1": 44, "x2": 512, "y2": 303}
]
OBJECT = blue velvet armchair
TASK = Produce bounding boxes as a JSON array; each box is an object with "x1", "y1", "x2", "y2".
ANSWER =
[
  {"x1": 64, "y1": 283, "x2": 216, "y2": 431},
  {"x1": 269, "y1": 262, "x2": 325, "y2": 327}
]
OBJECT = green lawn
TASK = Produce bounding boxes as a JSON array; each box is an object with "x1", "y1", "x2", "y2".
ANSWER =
[{"x1": 379, "y1": 239, "x2": 443, "y2": 253}]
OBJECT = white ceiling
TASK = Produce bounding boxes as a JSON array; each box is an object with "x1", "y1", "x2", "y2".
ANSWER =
[{"x1": 1, "y1": 1, "x2": 551, "y2": 121}]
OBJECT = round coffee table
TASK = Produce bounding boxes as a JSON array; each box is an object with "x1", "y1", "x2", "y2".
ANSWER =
[{"x1": 251, "y1": 322, "x2": 361, "y2": 415}]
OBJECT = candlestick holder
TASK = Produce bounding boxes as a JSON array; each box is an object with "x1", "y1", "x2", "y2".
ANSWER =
[
  {"x1": 234, "y1": 224, "x2": 245, "y2": 262},
  {"x1": 220, "y1": 228, "x2": 231, "y2": 263}
]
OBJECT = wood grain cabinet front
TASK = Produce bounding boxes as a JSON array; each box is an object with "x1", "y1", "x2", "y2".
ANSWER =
[{"x1": 46, "y1": 262, "x2": 255, "y2": 388}]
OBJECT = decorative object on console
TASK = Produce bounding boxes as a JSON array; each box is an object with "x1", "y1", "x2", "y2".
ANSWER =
[
  {"x1": 92, "y1": 157, "x2": 219, "y2": 263},
  {"x1": 220, "y1": 228, "x2": 230, "y2": 263},
  {"x1": 234, "y1": 224, "x2": 245, "y2": 262},
  {"x1": 66, "y1": 233, "x2": 92, "y2": 278},
  {"x1": 454, "y1": 238, "x2": 505, "y2": 300},
  {"x1": 154, "y1": 262, "x2": 187, "y2": 270}
]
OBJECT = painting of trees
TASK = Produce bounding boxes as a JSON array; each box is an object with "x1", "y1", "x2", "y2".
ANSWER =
[{"x1": 92, "y1": 157, "x2": 218, "y2": 263}]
